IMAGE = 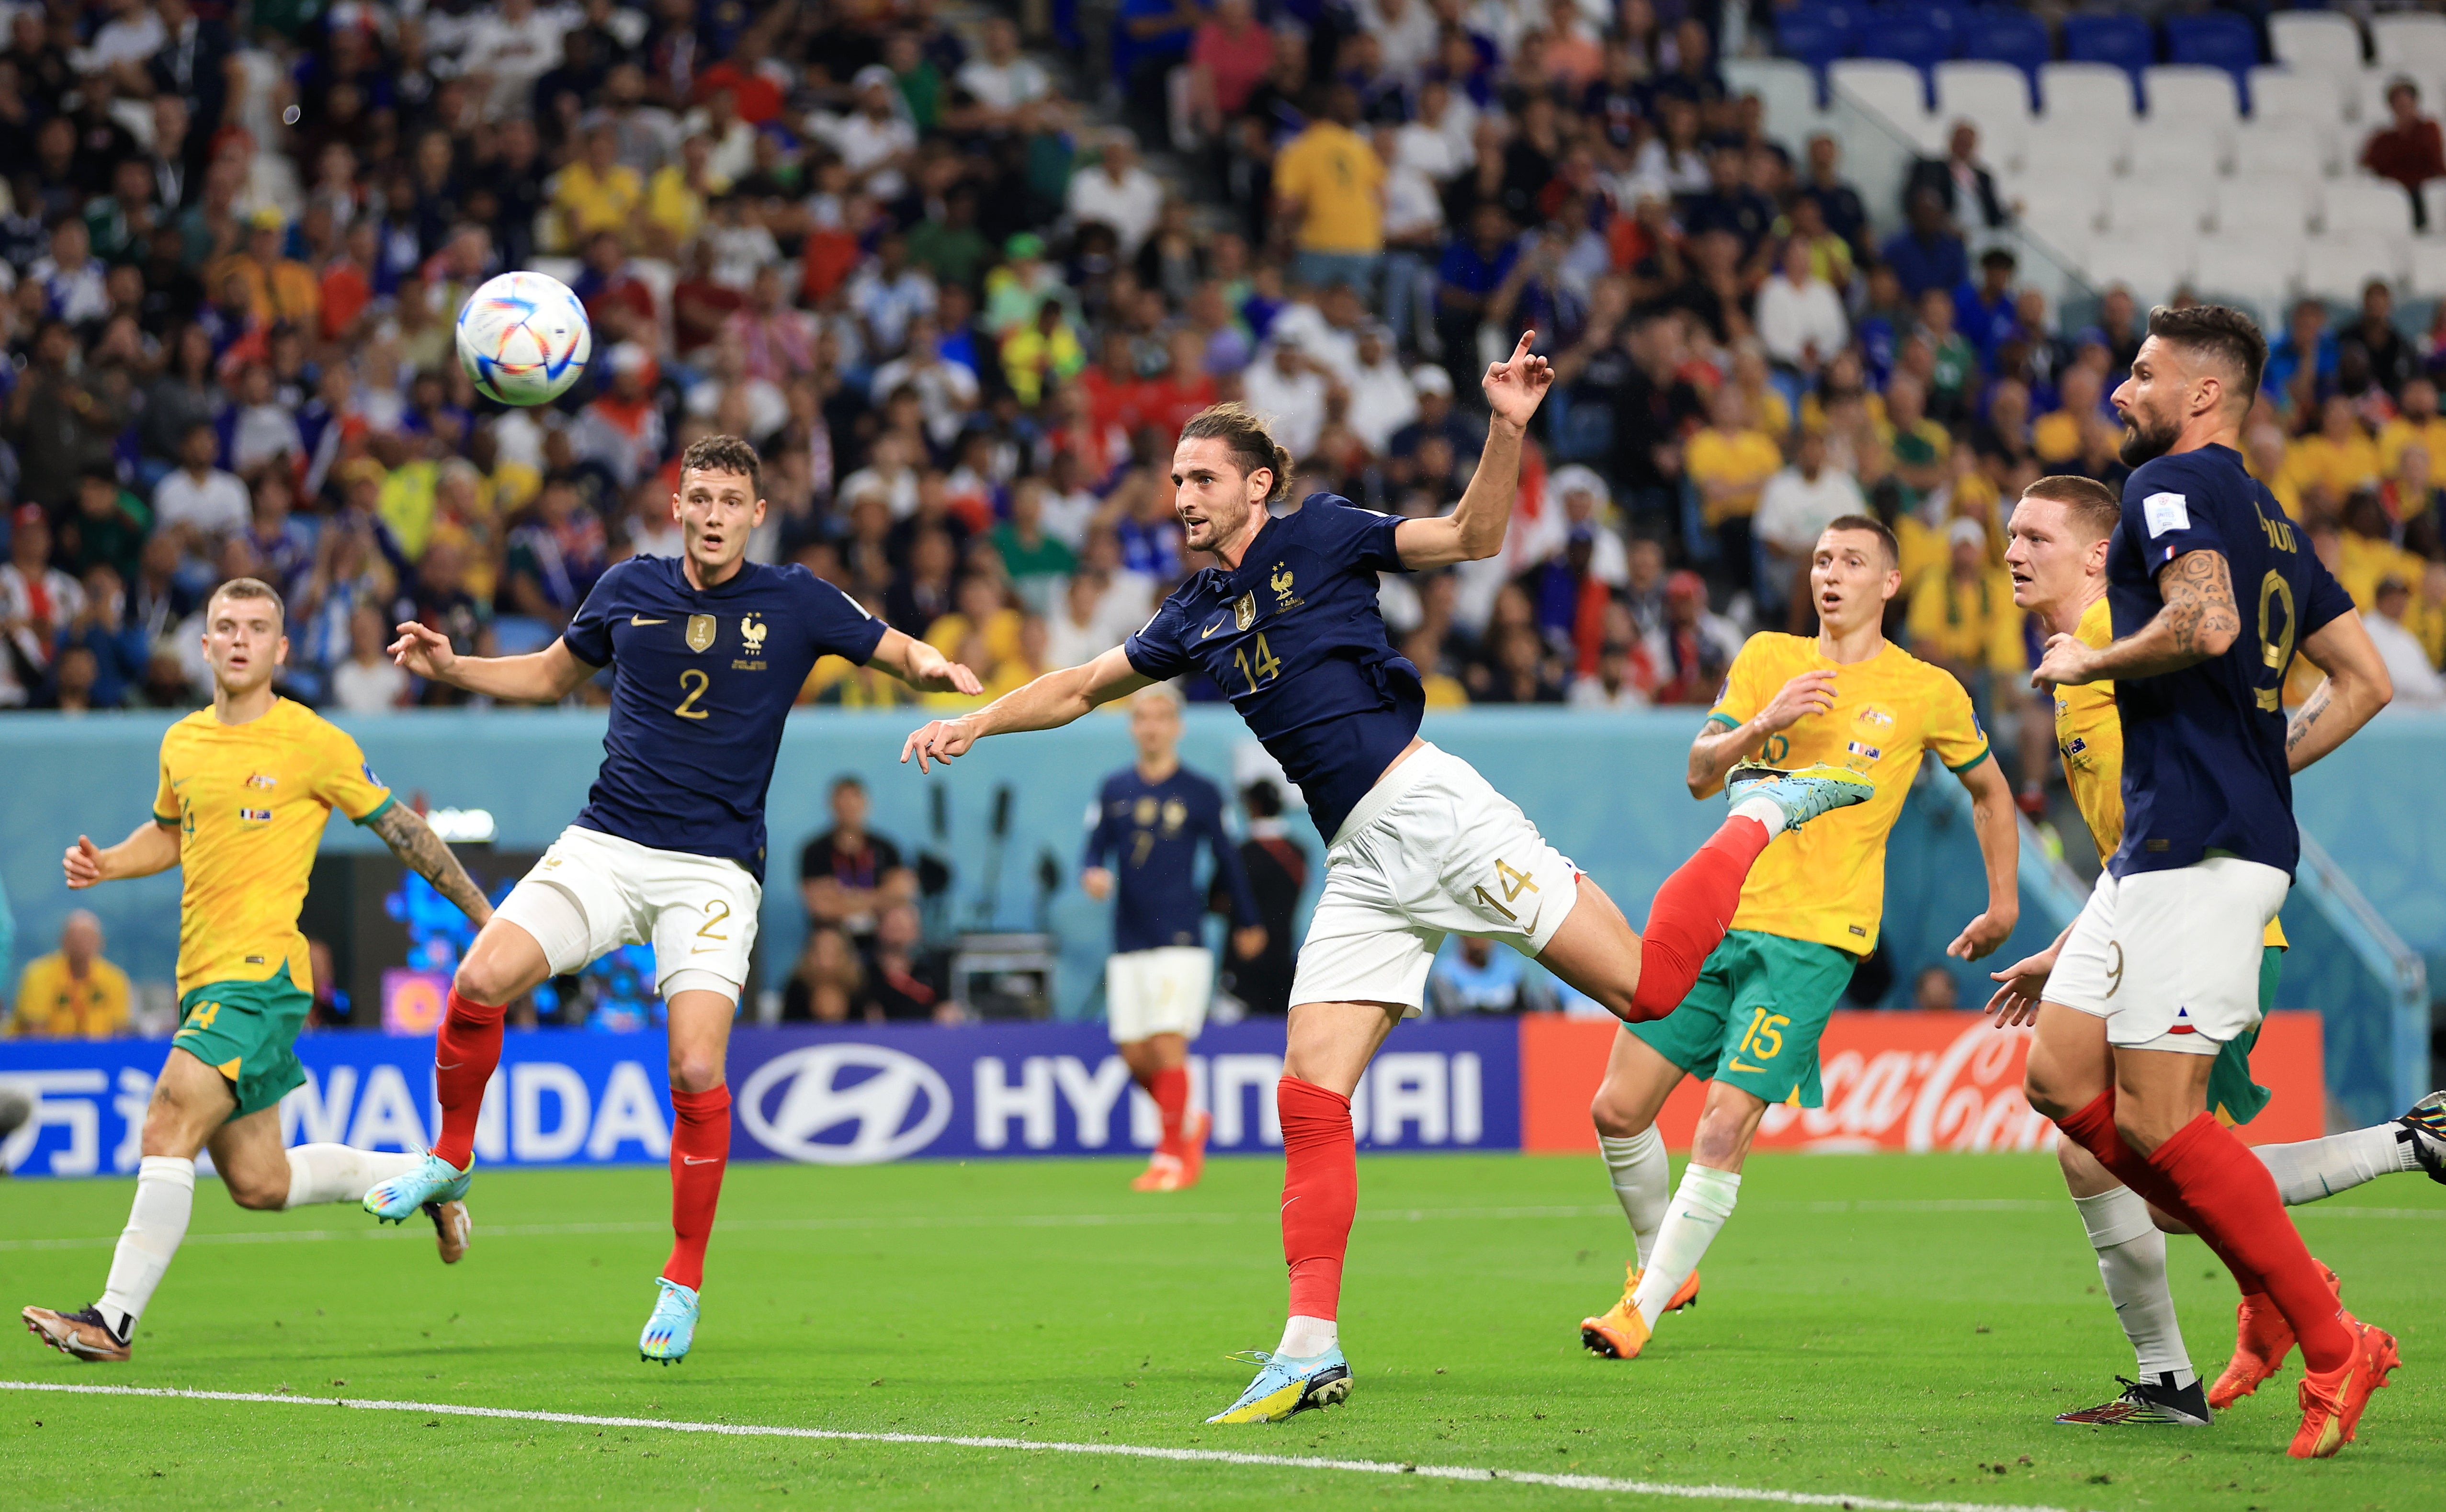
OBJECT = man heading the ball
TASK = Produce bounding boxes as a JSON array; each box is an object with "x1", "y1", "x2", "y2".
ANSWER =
[
  {"x1": 372, "y1": 434, "x2": 977, "y2": 1364},
  {"x1": 901, "y1": 336, "x2": 1874, "y2": 1424},
  {"x1": 1577, "y1": 515, "x2": 2022, "y2": 1362}
]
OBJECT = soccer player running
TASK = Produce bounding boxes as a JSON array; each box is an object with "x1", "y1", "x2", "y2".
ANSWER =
[
  {"x1": 1577, "y1": 516, "x2": 2022, "y2": 1362},
  {"x1": 371, "y1": 436, "x2": 978, "y2": 1364},
  {"x1": 2012, "y1": 305, "x2": 2400, "y2": 1459},
  {"x1": 901, "y1": 335, "x2": 1874, "y2": 1424},
  {"x1": 1081, "y1": 684, "x2": 1266, "y2": 1192},
  {"x1": 1994, "y1": 473, "x2": 2438, "y2": 1428},
  {"x1": 23, "y1": 577, "x2": 496, "y2": 1363}
]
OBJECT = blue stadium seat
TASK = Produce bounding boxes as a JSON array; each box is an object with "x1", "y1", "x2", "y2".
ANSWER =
[
  {"x1": 2062, "y1": 12, "x2": 2155, "y2": 78},
  {"x1": 1777, "y1": 2, "x2": 1857, "y2": 71},
  {"x1": 2165, "y1": 11, "x2": 2262, "y2": 81},
  {"x1": 1856, "y1": 7, "x2": 1954, "y2": 74},
  {"x1": 1959, "y1": 8, "x2": 2052, "y2": 80}
]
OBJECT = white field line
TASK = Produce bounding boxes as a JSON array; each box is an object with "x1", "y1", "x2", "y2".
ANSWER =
[
  {"x1": 0, "y1": 1379, "x2": 2094, "y2": 1512},
  {"x1": 3, "y1": 1195, "x2": 2435, "y2": 1255}
]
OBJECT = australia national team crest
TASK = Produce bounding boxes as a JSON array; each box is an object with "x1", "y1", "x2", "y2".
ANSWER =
[
  {"x1": 686, "y1": 614, "x2": 717, "y2": 653},
  {"x1": 740, "y1": 614, "x2": 768, "y2": 654},
  {"x1": 1233, "y1": 591, "x2": 1256, "y2": 631}
]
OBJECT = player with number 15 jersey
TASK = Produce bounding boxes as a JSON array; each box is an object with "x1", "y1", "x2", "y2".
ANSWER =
[{"x1": 371, "y1": 435, "x2": 979, "y2": 1366}]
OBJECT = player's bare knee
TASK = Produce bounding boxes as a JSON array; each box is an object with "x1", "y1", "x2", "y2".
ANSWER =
[
  {"x1": 668, "y1": 1051, "x2": 725, "y2": 1094},
  {"x1": 226, "y1": 1171, "x2": 288, "y2": 1210},
  {"x1": 1589, "y1": 1082, "x2": 1652, "y2": 1140},
  {"x1": 451, "y1": 955, "x2": 513, "y2": 1012}
]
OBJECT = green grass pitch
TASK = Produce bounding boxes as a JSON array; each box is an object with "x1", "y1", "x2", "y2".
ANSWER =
[{"x1": 0, "y1": 1150, "x2": 2438, "y2": 1510}]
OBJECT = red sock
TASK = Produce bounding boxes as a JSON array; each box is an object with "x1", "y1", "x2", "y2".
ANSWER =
[
  {"x1": 1150, "y1": 1067, "x2": 1190, "y2": 1151},
  {"x1": 2055, "y1": 1089, "x2": 2262, "y2": 1296},
  {"x1": 430, "y1": 989, "x2": 505, "y2": 1170},
  {"x1": 1628, "y1": 816, "x2": 1772, "y2": 1019},
  {"x1": 1277, "y1": 1077, "x2": 1357, "y2": 1321},
  {"x1": 2150, "y1": 1113, "x2": 2353, "y2": 1372},
  {"x1": 662, "y1": 1085, "x2": 732, "y2": 1291}
]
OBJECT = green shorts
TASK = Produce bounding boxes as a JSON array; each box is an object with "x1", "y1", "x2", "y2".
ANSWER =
[
  {"x1": 171, "y1": 970, "x2": 310, "y2": 1121},
  {"x1": 1626, "y1": 930, "x2": 1855, "y2": 1108},
  {"x1": 2205, "y1": 946, "x2": 2282, "y2": 1128}
]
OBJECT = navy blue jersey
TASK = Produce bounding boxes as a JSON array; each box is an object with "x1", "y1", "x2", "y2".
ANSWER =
[
  {"x1": 1083, "y1": 764, "x2": 1261, "y2": 953},
  {"x1": 562, "y1": 555, "x2": 888, "y2": 881},
  {"x1": 2106, "y1": 445, "x2": 2353, "y2": 879},
  {"x1": 1124, "y1": 495, "x2": 1422, "y2": 840}
]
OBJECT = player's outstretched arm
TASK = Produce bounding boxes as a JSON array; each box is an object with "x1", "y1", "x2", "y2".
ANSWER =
[
  {"x1": 1395, "y1": 331, "x2": 1554, "y2": 571},
  {"x1": 1944, "y1": 754, "x2": 2020, "y2": 961},
  {"x1": 867, "y1": 627, "x2": 984, "y2": 696},
  {"x1": 2285, "y1": 611, "x2": 2393, "y2": 773},
  {"x1": 368, "y1": 804, "x2": 494, "y2": 929},
  {"x1": 63, "y1": 821, "x2": 180, "y2": 889},
  {"x1": 389, "y1": 621, "x2": 599, "y2": 703},
  {"x1": 1984, "y1": 921, "x2": 2076, "y2": 1028},
  {"x1": 1683, "y1": 670, "x2": 1837, "y2": 798},
  {"x1": 2031, "y1": 549, "x2": 2238, "y2": 688},
  {"x1": 901, "y1": 645, "x2": 1153, "y2": 773}
]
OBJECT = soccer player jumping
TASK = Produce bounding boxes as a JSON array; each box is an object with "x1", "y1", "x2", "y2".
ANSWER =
[
  {"x1": 2013, "y1": 306, "x2": 2400, "y2": 1458},
  {"x1": 24, "y1": 577, "x2": 495, "y2": 1363},
  {"x1": 1995, "y1": 473, "x2": 2436, "y2": 1428},
  {"x1": 372, "y1": 435, "x2": 978, "y2": 1364},
  {"x1": 1081, "y1": 683, "x2": 1265, "y2": 1192},
  {"x1": 901, "y1": 335, "x2": 1872, "y2": 1423}
]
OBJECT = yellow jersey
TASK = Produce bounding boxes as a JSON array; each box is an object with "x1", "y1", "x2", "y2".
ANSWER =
[
  {"x1": 1272, "y1": 122, "x2": 1385, "y2": 253},
  {"x1": 2054, "y1": 597, "x2": 2285, "y2": 948},
  {"x1": 151, "y1": 700, "x2": 394, "y2": 997},
  {"x1": 1707, "y1": 634, "x2": 1990, "y2": 954},
  {"x1": 8, "y1": 951, "x2": 131, "y2": 1038}
]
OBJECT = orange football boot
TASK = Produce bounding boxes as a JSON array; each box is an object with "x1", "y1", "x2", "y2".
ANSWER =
[
  {"x1": 2209, "y1": 1259, "x2": 2339, "y2": 1410},
  {"x1": 2289, "y1": 1314, "x2": 2400, "y2": 1459},
  {"x1": 1579, "y1": 1264, "x2": 1697, "y2": 1358}
]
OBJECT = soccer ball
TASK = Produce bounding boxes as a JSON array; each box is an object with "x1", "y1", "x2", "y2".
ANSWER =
[{"x1": 455, "y1": 271, "x2": 592, "y2": 406}]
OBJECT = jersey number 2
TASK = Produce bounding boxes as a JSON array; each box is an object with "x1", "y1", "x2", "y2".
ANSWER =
[
  {"x1": 1232, "y1": 633, "x2": 1282, "y2": 694},
  {"x1": 674, "y1": 669, "x2": 712, "y2": 721}
]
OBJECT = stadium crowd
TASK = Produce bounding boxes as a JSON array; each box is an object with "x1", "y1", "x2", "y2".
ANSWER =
[{"x1": 1, "y1": 0, "x2": 2444, "y2": 803}]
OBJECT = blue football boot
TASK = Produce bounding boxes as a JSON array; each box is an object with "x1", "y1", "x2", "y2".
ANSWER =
[
  {"x1": 363, "y1": 1151, "x2": 471, "y2": 1224},
  {"x1": 1725, "y1": 760, "x2": 1875, "y2": 833},
  {"x1": 640, "y1": 1277, "x2": 699, "y2": 1364},
  {"x1": 1204, "y1": 1348, "x2": 1353, "y2": 1423}
]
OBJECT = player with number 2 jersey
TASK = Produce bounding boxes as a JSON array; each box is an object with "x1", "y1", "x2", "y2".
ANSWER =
[
  {"x1": 900, "y1": 336, "x2": 1875, "y2": 1425},
  {"x1": 371, "y1": 435, "x2": 979, "y2": 1365}
]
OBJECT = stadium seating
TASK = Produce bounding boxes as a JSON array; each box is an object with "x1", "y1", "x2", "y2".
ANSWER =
[
  {"x1": 1933, "y1": 60, "x2": 2031, "y2": 161},
  {"x1": 1776, "y1": 2, "x2": 1857, "y2": 76},
  {"x1": 2084, "y1": 233, "x2": 2186, "y2": 307},
  {"x1": 2371, "y1": 12, "x2": 2446, "y2": 78},
  {"x1": 2163, "y1": 11, "x2": 2262, "y2": 96},
  {"x1": 1958, "y1": 7, "x2": 2050, "y2": 84},
  {"x1": 2270, "y1": 9, "x2": 2367, "y2": 83},
  {"x1": 2039, "y1": 60, "x2": 2140, "y2": 124},
  {"x1": 1854, "y1": 8, "x2": 1952, "y2": 80},
  {"x1": 1829, "y1": 57, "x2": 1940, "y2": 147},
  {"x1": 2061, "y1": 13, "x2": 2155, "y2": 84}
]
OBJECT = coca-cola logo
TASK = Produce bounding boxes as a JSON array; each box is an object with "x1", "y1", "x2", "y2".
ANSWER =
[{"x1": 1758, "y1": 1022, "x2": 2051, "y2": 1153}]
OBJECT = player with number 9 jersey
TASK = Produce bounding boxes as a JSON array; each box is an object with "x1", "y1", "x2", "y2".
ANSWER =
[
  {"x1": 368, "y1": 435, "x2": 979, "y2": 1366},
  {"x1": 899, "y1": 341, "x2": 1875, "y2": 1427}
]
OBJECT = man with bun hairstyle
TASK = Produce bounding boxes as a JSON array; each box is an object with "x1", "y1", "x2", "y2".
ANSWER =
[{"x1": 902, "y1": 335, "x2": 1874, "y2": 1423}]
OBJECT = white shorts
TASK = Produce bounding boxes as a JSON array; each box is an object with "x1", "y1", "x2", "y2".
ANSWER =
[
  {"x1": 492, "y1": 825, "x2": 761, "y2": 1004},
  {"x1": 1106, "y1": 946, "x2": 1213, "y2": 1043},
  {"x1": 1289, "y1": 744, "x2": 1581, "y2": 1014},
  {"x1": 2047, "y1": 855, "x2": 2289, "y2": 1054}
]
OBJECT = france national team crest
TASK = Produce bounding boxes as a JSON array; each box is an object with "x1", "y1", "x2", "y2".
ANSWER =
[
  {"x1": 687, "y1": 614, "x2": 716, "y2": 653},
  {"x1": 741, "y1": 614, "x2": 768, "y2": 654}
]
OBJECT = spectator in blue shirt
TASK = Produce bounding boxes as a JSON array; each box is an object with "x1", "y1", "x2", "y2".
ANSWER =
[
  {"x1": 2264, "y1": 296, "x2": 2342, "y2": 412},
  {"x1": 1880, "y1": 188, "x2": 1967, "y2": 302},
  {"x1": 1435, "y1": 203, "x2": 1519, "y2": 395},
  {"x1": 1952, "y1": 248, "x2": 2020, "y2": 369}
]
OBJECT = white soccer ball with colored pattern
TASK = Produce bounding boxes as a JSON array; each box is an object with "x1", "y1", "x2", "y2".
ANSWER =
[{"x1": 455, "y1": 271, "x2": 592, "y2": 406}]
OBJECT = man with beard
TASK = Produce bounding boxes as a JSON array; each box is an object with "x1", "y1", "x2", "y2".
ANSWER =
[{"x1": 2016, "y1": 305, "x2": 2401, "y2": 1458}]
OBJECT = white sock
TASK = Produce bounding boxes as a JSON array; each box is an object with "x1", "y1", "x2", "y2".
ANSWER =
[
  {"x1": 283, "y1": 1145, "x2": 422, "y2": 1209},
  {"x1": 1632, "y1": 1163, "x2": 1738, "y2": 1326},
  {"x1": 1598, "y1": 1128, "x2": 1672, "y2": 1269},
  {"x1": 1275, "y1": 1314, "x2": 1338, "y2": 1359},
  {"x1": 2072, "y1": 1184, "x2": 2195, "y2": 1389},
  {"x1": 2253, "y1": 1126, "x2": 2418, "y2": 1205},
  {"x1": 1728, "y1": 793, "x2": 1789, "y2": 839},
  {"x1": 97, "y1": 1155, "x2": 195, "y2": 1342}
]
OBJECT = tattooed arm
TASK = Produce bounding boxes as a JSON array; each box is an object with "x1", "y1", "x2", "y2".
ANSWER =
[
  {"x1": 2286, "y1": 610, "x2": 2392, "y2": 772},
  {"x1": 2031, "y1": 550, "x2": 2239, "y2": 688},
  {"x1": 369, "y1": 804, "x2": 494, "y2": 927}
]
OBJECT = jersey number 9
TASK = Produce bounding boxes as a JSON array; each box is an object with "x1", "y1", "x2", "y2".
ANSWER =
[{"x1": 2253, "y1": 570, "x2": 2298, "y2": 712}]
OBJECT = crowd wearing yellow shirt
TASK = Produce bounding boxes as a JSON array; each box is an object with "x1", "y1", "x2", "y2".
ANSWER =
[{"x1": 7, "y1": 912, "x2": 130, "y2": 1039}]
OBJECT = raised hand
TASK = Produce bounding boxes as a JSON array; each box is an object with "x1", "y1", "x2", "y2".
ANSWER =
[
  {"x1": 1983, "y1": 944, "x2": 2059, "y2": 1027},
  {"x1": 1483, "y1": 329, "x2": 1555, "y2": 431},
  {"x1": 390, "y1": 621, "x2": 457, "y2": 680},
  {"x1": 64, "y1": 835, "x2": 104, "y2": 889},
  {"x1": 1755, "y1": 669, "x2": 1838, "y2": 735}
]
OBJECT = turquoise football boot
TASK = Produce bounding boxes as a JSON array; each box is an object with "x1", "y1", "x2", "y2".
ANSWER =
[
  {"x1": 362, "y1": 1151, "x2": 471, "y2": 1224},
  {"x1": 1204, "y1": 1348, "x2": 1353, "y2": 1423},
  {"x1": 1725, "y1": 760, "x2": 1875, "y2": 833},
  {"x1": 640, "y1": 1277, "x2": 699, "y2": 1365}
]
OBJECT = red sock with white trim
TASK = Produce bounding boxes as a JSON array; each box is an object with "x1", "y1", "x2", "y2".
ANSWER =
[
  {"x1": 1628, "y1": 817, "x2": 1773, "y2": 1019},
  {"x1": 1276, "y1": 1077, "x2": 1356, "y2": 1357},
  {"x1": 430, "y1": 989, "x2": 505, "y2": 1170},
  {"x1": 662, "y1": 1086, "x2": 731, "y2": 1291}
]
